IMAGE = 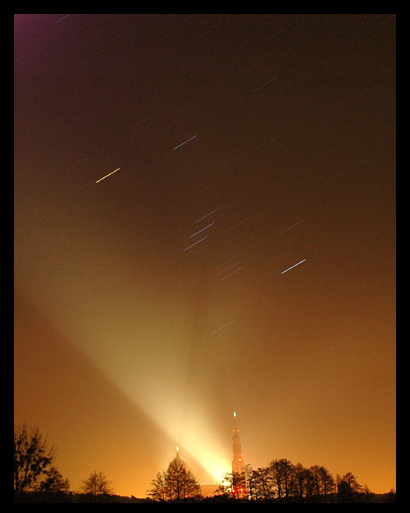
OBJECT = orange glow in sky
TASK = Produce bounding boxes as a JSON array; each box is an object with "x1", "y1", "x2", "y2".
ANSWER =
[{"x1": 15, "y1": 14, "x2": 395, "y2": 497}]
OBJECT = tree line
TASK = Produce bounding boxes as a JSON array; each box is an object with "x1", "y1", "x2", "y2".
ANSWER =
[
  {"x1": 217, "y1": 462, "x2": 364, "y2": 503},
  {"x1": 14, "y1": 424, "x2": 396, "y2": 503}
]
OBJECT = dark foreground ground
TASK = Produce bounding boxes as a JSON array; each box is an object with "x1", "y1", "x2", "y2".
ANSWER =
[{"x1": 15, "y1": 491, "x2": 396, "y2": 503}]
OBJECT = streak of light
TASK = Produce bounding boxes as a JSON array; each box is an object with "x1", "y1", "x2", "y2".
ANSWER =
[
  {"x1": 226, "y1": 218, "x2": 249, "y2": 231},
  {"x1": 190, "y1": 223, "x2": 214, "y2": 238},
  {"x1": 78, "y1": 27, "x2": 107, "y2": 45},
  {"x1": 267, "y1": 251, "x2": 290, "y2": 265},
  {"x1": 324, "y1": 156, "x2": 373, "y2": 184},
  {"x1": 218, "y1": 266, "x2": 244, "y2": 281},
  {"x1": 56, "y1": 14, "x2": 71, "y2": 23},
  {"x1": 281, "y1": 259, "x2": 307, "y2": 275},
  {"x1": 95, "y1": 168, "x2": 120, "y2": 184},
  {"x1": 183, "y1": 236, "x2": 207, "y2": 252},
  {"x1": 217, "y1": 258, "x2": 238, "y2": 270},
  {"x1": 195, "y1": 208, "x2": 219, "y2": 224},
  {"x1": 253, "y1": 77, "x2": 278, "y2": 93},
  {"x1": 211, "y1": 320, "x2": 235, "y2": 335},
  {"x1": 217, "y1": 261, "x2": 241, "y2": 276},
  {"x1": 128, "y1": 115, "x2": 154, "y2": 130},
  {"x1": 280, "y1": 220, "x2": 304, "y2": 234},
  {"x1": 173, "y1": 135, "x2": 197, "y2": 151},
  {"x1": 257, "y1": 92, "x2": 282, "y2": 108},
  {"x1": 196, "y1": 22, "x2": 223, "y2": 40},
  {"x1": 270, "y1": 127, "x2": 293, "y2": 142}
]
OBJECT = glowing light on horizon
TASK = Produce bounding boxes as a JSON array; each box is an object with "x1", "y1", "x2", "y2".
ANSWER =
[{"x1": 20, "y1": 270, "x2": 232, "y2": 484}]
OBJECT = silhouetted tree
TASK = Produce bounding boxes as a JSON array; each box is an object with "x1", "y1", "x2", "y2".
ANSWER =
[
  {"x1": 293, "y1": 462, "x2": 309, "y2": 500},
  {"x1": 217, "y1": 471, "x2": 247, "y2": 500},
  {"x1": 341, "y1": 472, "x2": 363, "y2": 493},
  {"x1": 385, "y1": 489, "x2": 396, "y2": 503},
  {"x1": 243, "y1": 464, "x2": 254, "y2": 499},
  {"x1": 148, "y1": 472, "x2": 168, "y2": 502},
  {"x1": 39, "y1": 466, "x2": 70, "y2": 494},
  {"x1": 319, "y1": 466, "x2": 335, "y2": 500},
  {"x1": 240, "y1": 460, "x2": 337, "y2": 502},
  {"x1": 268, "y1": 460, "x2": 282, "y2": 500},
  {"x1": 80, "y1": 471, "x2": 113, "y2": 496},
  {"x1": 269, "y1": 458, "x2": 293, "y2": 501},
  {"x1": 247, "y1": 469, "x2": 258, "y2": 500},
  {"x1": 250, "y1": 466, "x2": 274, "y2": 501},
  {"x1": 335, "y1": 472, "x2": 364, "y2": 503},
  {"x1": 14, "y1": 424, "x2": 56, "y2": 496},
  {"x1": 280, "y1": 458, "x2": 293, "y2": 500},
  {"x1": 148, "y1": 455, "x2": 201, "y2": 502},
  {"x1": 338, "y1": 479, "x2": 353, "y2": 502},
  {"x1": 309, "y1": 465, "x2": 335, "y2": 501},
  {"x1": 310, "y1": 465, "x2": 322, "y2": 496}
]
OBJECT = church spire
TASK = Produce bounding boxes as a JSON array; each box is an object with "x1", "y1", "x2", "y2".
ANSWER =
[
  {"x1": 232, "y1": 412, "x2": 244, "y2": 474},
  {"x1": 173, "y1": 445, "x2": 187, "y2": 471}
]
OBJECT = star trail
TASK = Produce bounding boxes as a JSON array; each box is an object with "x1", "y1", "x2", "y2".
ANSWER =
[{"x1": 15, "y1": 14, "x2": 395, "y2": 498}]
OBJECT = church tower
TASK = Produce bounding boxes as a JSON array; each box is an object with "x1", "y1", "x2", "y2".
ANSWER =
[
  {"x1": 173, "y1": 446, "x2": 188, "y2": 470},
  {"x1": 232, "y1": 412, "x2": 244, "y2": 474}
]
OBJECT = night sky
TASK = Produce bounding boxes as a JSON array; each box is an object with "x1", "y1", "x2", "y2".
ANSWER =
[{"x1": 14, "y1": 14, "x2": 396, "y2": 497}]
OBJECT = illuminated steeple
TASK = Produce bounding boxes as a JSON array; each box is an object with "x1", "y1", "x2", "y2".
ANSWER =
[
  {"x1": 232, "y1": 412, "x2": 244, "y2": 474},
  {"x1": 173, "y1": 445, "x2": 188, "y2": 471}
]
